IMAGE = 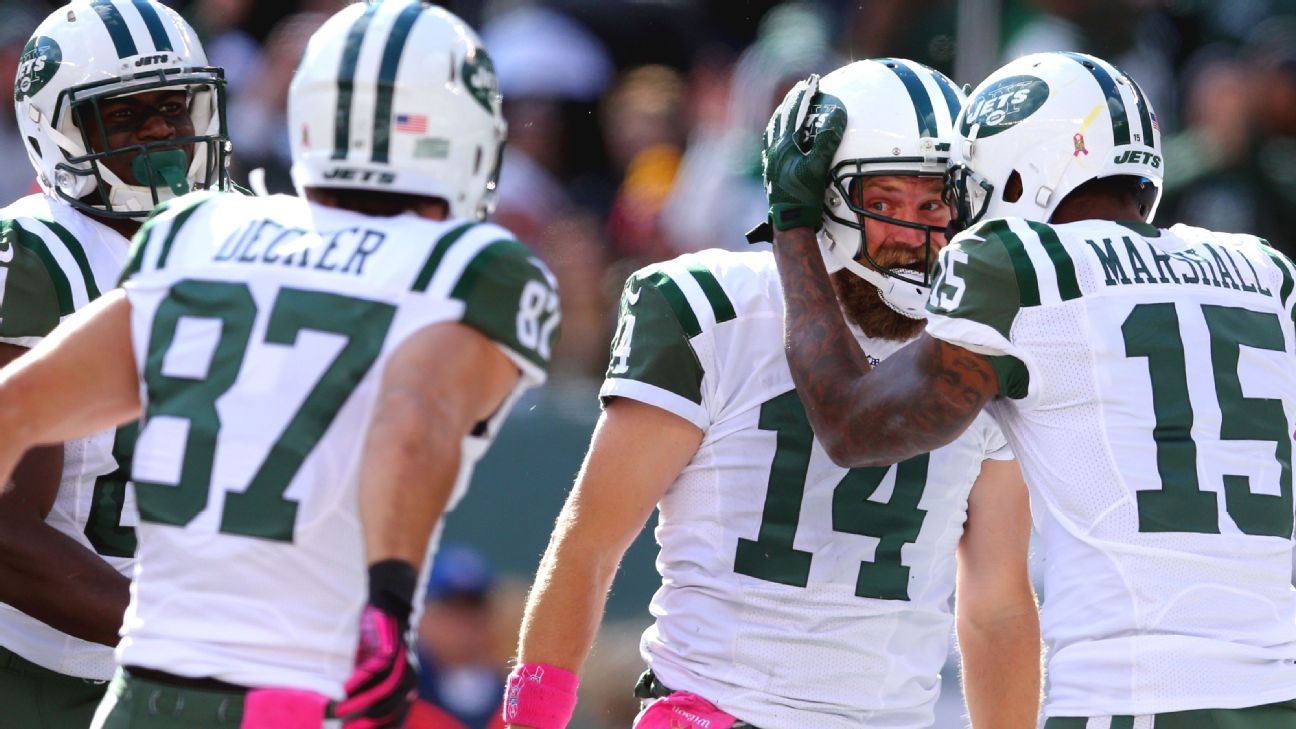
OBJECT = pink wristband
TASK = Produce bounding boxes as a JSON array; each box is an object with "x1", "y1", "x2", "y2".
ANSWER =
[{"x1": 502, "y1": 662, "x2": 579, "y2": 729}]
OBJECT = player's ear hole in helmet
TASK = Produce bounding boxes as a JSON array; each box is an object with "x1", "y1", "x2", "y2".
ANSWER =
[{"x1": 943, "y1": 51, "x2": 1164, "y2": 234}]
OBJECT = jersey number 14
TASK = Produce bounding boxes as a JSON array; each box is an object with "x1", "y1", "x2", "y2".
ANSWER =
[{"x1": 734, "y1": 390, "x2": 929, "y2": 601}]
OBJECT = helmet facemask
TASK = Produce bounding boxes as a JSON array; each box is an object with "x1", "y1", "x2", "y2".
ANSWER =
[
  {"x1": 822, "y1": 163, "x2": 953, "y2": 321},
  {"x1": 815, "y1": 58, "x2": 965, "y2": 321},
  {"x1": 942, "y1": 162, "x2": 993, "y2": 237},
  {"x1": 50, "y1": 67, "x2": 229, "y2": 220},
  {"x1": 827, "y1": 162, "x2": 948, "y2": 289}
]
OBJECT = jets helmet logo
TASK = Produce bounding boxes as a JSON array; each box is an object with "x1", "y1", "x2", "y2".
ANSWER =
[
  {"x1": 462, "y1": 47, "x2": 500, "y2": 114},
  {"x1": 14, "y1": 36, "x2": 62, "y2": 102},
  {"x1": 960, "y1": 75, "x2": 1049, "y2": 138}
]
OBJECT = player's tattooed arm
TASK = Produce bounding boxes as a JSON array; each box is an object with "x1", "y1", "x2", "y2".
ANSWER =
[{"x1": 772, "y1": 227, "x2": 998, "y2": 467}]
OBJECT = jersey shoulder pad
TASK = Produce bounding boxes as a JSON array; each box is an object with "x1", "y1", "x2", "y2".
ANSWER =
[
  {"x1": 0, "y1": 211, "x2": 102, "y2": 339},
  {"x1": 1253, "y1": 237, "x2": 1296, "y2": 310},
  {"x1": 929, "y1": 218, "x2": 1039, "y2": 337},
  {"x1": 120, "y1": 190, "x2": 226, "y2": 283},
  {"x1": 603, "y1": 254, "x2": 742, "y2": 406},
  {"x1": 443, "y1": 230, "x2": 560, "y2": 374}
]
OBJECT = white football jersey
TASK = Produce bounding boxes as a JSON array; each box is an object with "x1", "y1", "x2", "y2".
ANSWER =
[
  {"x1": 0, "y1": 194, "x2": 135, "y2": 680},
  {"x1": 601, "y1": 249, "x2": 1011, "y2": 729},
  {"x1": 926, "y1": 217, "x2": 1296, "y2": 716},
  {"x1": 116, "y1": 191, "x2": 558, "y2": 696}
]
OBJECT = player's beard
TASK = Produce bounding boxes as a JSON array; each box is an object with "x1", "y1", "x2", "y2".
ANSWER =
[{"x1": 831, "y1": 243, "x2": 931, "y2": 342}]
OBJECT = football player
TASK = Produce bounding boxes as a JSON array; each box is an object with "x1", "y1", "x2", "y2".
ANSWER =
[
  {"x1": 505, "y1": 59, "x2": 1038, "y2": 729},
  {"x1": 0, "y1": 2, "x2": 229, "y2": 726},
  {"x1": 767, "y1": 52, "x2": 1296, "y2": 726},
  {"x1": 0, "y1": 2, "x2": 559, "y2": 729}
]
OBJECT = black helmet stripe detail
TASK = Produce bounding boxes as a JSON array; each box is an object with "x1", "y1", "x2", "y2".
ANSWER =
[
  {"x1": 879, "y1": 58, "x2": 939, "y2": 138},
  {"x1": 1061, "y1": 52, "x2": 1131, "y2": 146},
  {"x1": 332, "y1": 3, "x2": 381, "y2": 160},
  {"x1": 129, "y1": 0, "x2": 174, "y2": 53},
  {"x1": 91, "y1": 0, "x2": 139, "y2": 58},
  {"x1": 932, "y1": 70, "x2": 962, "y2": 126},
  {"x1": 372, "y1": 2, "x2": 424, "y2": 164},
  {"x1": 1124, "y1": 72, "x2": 1155, "y2": 145}
]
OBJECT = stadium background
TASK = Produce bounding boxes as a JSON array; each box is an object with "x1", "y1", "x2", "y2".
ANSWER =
[{"x1": 3, "y1": 0, "x2": 1296, "y2": 726}]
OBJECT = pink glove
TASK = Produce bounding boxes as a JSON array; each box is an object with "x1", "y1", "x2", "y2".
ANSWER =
[
  {"x1": 330, "y1": 559, "x2": 420, "y2": 728},
  {"x1": 241, "y1": 688, "x2": 331, "y2": 729},
  {"x1": 331, "y1": 604, "x2": 418, "y2": 729}
]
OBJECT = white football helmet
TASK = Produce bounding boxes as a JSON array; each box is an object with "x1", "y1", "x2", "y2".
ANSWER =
[
  {"x1": 945, "y1": 51, "x2": 1163, "y2": 232},
  {"x1": 818, "y1": 58, "x2": 965, "y2": 319},
  {"x1": 15, "y1": 0, "x2": 229, "y2": 219},
  {"x1": 290, "y1": 1, "x2": 507, "y2": 221}
]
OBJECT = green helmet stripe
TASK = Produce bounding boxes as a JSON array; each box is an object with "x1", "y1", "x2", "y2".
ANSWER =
[
  {"x1": 932, "y1": 70, "x2": 962, "y2": 124},
  {"x1": 1061, "y1": 52, "x2": 1130, "y2": 146},
  {"x1": 332, "y1": 3, "x2": 381, "y2": 160},
  {"x1": 129, "y1": 0, "x2": 173, "y2": 52},
  {"x1": 91, "y1": 0, "x2": 138, "y2": 59},
  {"x1": 879, "y1": 58, "x2": 938, "y2": 137},
  {"x1": 372, "y1": 2, "x2": 424, "y2": 164},
  {"x1": 1125, "y1": 74, "x2": 1155, "y2": 144}
]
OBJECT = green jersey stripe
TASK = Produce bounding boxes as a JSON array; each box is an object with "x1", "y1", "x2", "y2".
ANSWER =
[
  {"x1": 1117, "y1": 220, "x2": 1160, "y2": 238},
  {"x1": 1026, "y1": 222, "x2": 1081, "y2": 301},
  {"x1": 332, "y1": 3, "x2": 380, "y2": 160},
  {"x1": 981, "y1": 219, "x2": 1040, "y2": 307},
  {"x1": 880, "y1": 58, "x2": 938, "y2": 138},
  {"x1": 449, "y1": 238, "x2": 522, "y2": 299},
  {"x1": 91, "y1": 0, "x2": 138, "y2": 58},
  {"x1": 685, "y1": 263, "x2": 737, "y2": 324},
  {"x1": 1126, "y1": 75, "x2": 1155, "y2": 144},
  {"x1": 32, "y1": 218, "x2": 101, "y2": 301},
  {"x1": 371, "y1": 2, "x2": 423, "y2": 164},
  {"x1": 2, "y1": 220, "x2": 76, "y2": 316},
  {"x1": 1062, "y1": 52, "x2": 1130, "y2": 146},
  {"x1": 1261, "y1": 241, "x2": 1294, "y2": 309},
  {"x1": 154, "y1": 196, "x2": 214, "y2": 270},
  {"x1": 412, "y1": 222, "x2": 475, "y2": 292},
  {"x1": 129, "y1": 0, "x2": 173, "y2": 52},
  {"x1": 646, "y1": 270, "x2": 702, "y2": 338}
]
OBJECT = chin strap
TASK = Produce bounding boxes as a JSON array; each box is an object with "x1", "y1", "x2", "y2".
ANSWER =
[
  {"x1": 822, "y1": 234, "x2": 930, "y2": 320},
  {"x1": 746, "y1": 219, "x2": 931, "y2": 319}
]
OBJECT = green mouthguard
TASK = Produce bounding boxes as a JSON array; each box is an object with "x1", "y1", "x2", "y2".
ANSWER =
[{"x1": 131, "y1": 149, "x2": 190, "y2": 196}]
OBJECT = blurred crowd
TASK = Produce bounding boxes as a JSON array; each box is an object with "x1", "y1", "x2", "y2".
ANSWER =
[{"x1": 4, "y1": 0, "x2": 1296, "y2": 379}]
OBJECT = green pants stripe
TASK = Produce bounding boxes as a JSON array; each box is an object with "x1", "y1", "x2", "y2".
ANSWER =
[
  {"x1": 1044, "y1": 699, "x2": 1296, "y2": 729},
  {"x1": 0, "y1": 645, "x2": 109, "y2": 729},
  {"x1": 91, "y1": 669, "x2": 247, "y2": 729}
]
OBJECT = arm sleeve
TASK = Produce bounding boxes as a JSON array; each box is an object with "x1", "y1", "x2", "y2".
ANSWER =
[
  {"x1": 599, "y1": 270, "x2": 708, "y2": 430},
  {"x1": 0, "y1": 218, "x2": 72, "y2": 344},
  {"x1": 925, "y1": 221, "x2": 1033, "y2": 400},
  {"x1": 450, "y1": 239, "x2": 560, "y2": 386}
]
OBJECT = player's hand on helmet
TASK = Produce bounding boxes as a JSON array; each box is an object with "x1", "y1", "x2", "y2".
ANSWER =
[
  {"x1": 761, "y1": 74, "x2": 847, "y2": 232},
  {"x1": 331, "y1": 562, "x2": 420, "y2": 729}
]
